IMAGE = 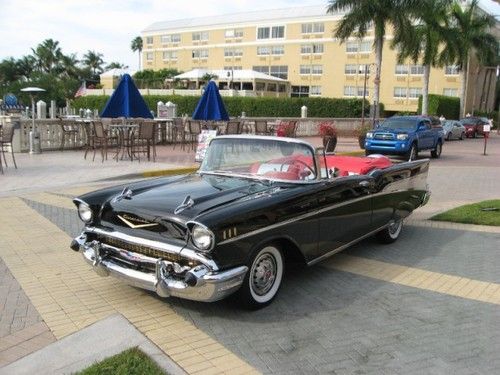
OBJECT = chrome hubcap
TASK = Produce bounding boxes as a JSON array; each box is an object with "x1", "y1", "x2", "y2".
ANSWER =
[
  {"x1": 388, "y1": 220, "x2": 401, "y2": 237},
  {"x1": 251, "y1": 253, "x2": 277, "y2": 296}
]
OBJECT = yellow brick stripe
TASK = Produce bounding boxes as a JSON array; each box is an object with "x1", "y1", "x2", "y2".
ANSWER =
[
  {"x1": 0, "y1": 197, "x2": 258, "y2": 375},
  {"x1": 324, "y1": 254, "x2": 500, "y2": 305}
]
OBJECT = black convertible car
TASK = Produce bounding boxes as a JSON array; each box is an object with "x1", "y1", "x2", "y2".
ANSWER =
[{"x1": 71, "y1": 135, "x2": 430, "y2": 308}]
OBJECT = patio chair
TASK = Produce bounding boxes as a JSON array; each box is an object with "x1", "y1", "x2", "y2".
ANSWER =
[
  {"x1": 225, "y1": 120, "x2": 242, "y2": 135},
  {"x1": 254, "y1": 120, "x2": 273, "y2": 136},
  {"x1": 59, "y1": 118, "x2": 79, "y2": 151},
  {"x1": 92, "y1": 121, "x2": 118, "y2": 162},
  {"x1": 131, "y1": 121, "x2": 156, "y2": 161},
  {"x1": 0, "y1": 123, "x2": 17, "y2": 169},
  {"x1": 186, "y1": 120, "x2": 202, "y2": 151},
  {"x1": 172, "y1": 117, "x2": 186, "y2": 150}
]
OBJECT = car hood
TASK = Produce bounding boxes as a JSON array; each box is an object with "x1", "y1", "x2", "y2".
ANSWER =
[{"x1": 103, "y1": 173, "x2": 274, "y2": 223}]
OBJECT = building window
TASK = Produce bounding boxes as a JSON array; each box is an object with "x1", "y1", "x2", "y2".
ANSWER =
[
  {"x1": 443, "y1": 88, "x2": 458, "y2": 97},
  {"x1": 300, "y1": 44, "x2": 324, "y2": 54},
  {"x1": 310, "y1": 86, "x2": 322, "y2": 96},
  {"x1": 257, "y1": 45, "x2": 284, "y2": 56},
  {"x1": 192, "y1": 49, "x2": 209, "y2": 58},
  {"x1": 299, "y1": 65, "x2": 323, "y2": 75},
  {"x1": 291, "y1": 86, "x2": 309, "y2": 97},
  {"x1": 409, "y1": 87, "x2": 422, "y2": 98},
  {"x1": 270, "y1": 65, "x2": 288, "y2": 79},
  {"x1": 161, "y1": 34, "x2": 181, "y2": 44},
  {"x1": 224, "y1": 66, "x2": 242, "y2": 70},
  {"x1": 395, "y1": 64, "x2": 409, "y2": 75},
  {"x1": 278, "y1": 84, "x2": 287, "y2": 93},
  {"x1": 394, "y1": 87, "x2": 407, "y2": 98},
  {"x1": 224, "y1": 48, "x2": 243, "y2": 57},
  {"x1": 162, "y1": 51, "x2": 177, "y2": 60},
  {"x1": 224, "y1": 28, "x2": 243, "y2": 38},
  {"x1": 253, "y1": 66, "x2": 270, "y2": 75},
  {"x1": 301, "y1": 22, "x2": 324, "y2": 34},
  {"x1": 410, "y1": 65, "x2": 424, "y2": 75},
  {"x1": 445, "y1": 65, "x2": 459, "y2": 75},
  {"x1": 146, "y1": 52, "x2": 153, "y2": 61},
  {"x1": 192, "y1": 31, "x2": 209, "y2": 41},
  {"x1": 256, "y1": 82, "x2": 266, "y2": 91},
  {"x1": 346, "y1": 41, "x2": 371, "y2": 53},
  {"x1": 257, "y1": 25, "x2": 285, "y2": 40},
  {"x1": 345, "y1": 64, "x2": 366, "y2": 75},
  {"x1": 343, "y1": 86, "x2": 367, "y2": 97},
  {"x1": 145, "y1": 37, "x2": 153, "y2": 44}
]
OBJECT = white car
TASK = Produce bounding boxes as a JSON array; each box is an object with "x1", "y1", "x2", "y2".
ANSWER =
[{"x1": 442, "y1": 120, "x2": 465, "y2": 141}]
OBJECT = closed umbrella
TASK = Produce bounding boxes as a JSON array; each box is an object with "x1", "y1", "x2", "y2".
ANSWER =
[
  {"x1": 101, "y1": 74, "x2": 152, "y2": 118},
  {"x1": 192, "y1": 81, "x2": 229, "y2": 121}
]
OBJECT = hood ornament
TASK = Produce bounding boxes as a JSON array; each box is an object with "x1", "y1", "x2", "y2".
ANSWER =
[
  {"x1": 117, "y1": 214, "x2": 159, "y2": 229},
  {"x1": 113, "y1": 187, "x2": 133, "y2": 202},
  {"x1": 174, "y1": 195, "x2": 195, "y2": 214}
]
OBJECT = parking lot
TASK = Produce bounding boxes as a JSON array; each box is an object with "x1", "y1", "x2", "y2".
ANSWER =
[{"x1": 1, "y1": 134, "x2": 499, "y2": 374}]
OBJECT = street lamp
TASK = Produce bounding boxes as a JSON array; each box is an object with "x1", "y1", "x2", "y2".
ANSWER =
[{"x1": 21, "y1": 87, "x2": 45, "y2": 154}]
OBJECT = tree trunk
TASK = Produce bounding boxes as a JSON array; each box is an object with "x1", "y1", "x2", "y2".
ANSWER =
[
  {"x1": 422, "y1": 65, "x2": 431, "y2": 115},
  {"x1": 138, "y1": 51, "x2": 141, "y2": 71},
  {"x1": 484, "y1": 69, "x2": 494, "y2": 111},
  {"x1": 478, "y1": 67, "x2": 488, "y2": 111},
  {"x1": 459, "y1": 59, "x2": 468, "y2": 118},
  {"x1": 372, "y1": 35, "x2": 383, "y2": 122}
]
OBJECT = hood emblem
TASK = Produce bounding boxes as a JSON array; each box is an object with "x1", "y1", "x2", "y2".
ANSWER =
[
  {"x1": 174, "y1": 195, "x2": 195, "y2": 214},
  {"x1": 117, "y1": 214, "x2": 159, "y2": 229}
]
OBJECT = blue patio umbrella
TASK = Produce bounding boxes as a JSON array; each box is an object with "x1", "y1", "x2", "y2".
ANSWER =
[
  {"x1": 101, "y1": 74, "x2": 153, "y2": 118},
  {"x1": 192, "y1": 81, "x2": 229, "y2": 121}
]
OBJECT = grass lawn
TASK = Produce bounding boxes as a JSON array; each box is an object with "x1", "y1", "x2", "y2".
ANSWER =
[
  {"x1": 430, "y1": 200, "x2": 500, "y2": 226},
  {"x1": 76, "y1": 347, "x2": 166, "y2": 375}
]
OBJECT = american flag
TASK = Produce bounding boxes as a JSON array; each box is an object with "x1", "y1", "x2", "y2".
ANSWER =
[{"x1": 74, "y1": 82, "x2": 86, "y2": 98}]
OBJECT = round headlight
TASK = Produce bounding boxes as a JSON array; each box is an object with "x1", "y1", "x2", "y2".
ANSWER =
[
  {"x1": 191, "y1": 225, "x2": 213, "y2": 251},
  {"x1": 78, "y1": 203, "x2": 93, "y2": 223},
  {"x1": 366, "y1": 132, "x2": 374, "y2": 139},
  {"x1": 397, "y1": 133, "x2": 408, "y2": 140}
]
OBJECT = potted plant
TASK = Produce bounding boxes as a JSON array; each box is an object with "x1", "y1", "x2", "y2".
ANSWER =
[
  {"x1": 276, "y1": 121, "x2": 297, "y2": 138},
  {"x1": 318, "y1": 121, "x2": 337, "y2": 152},
  {"x1": 354, "y1": 123, "x2": 372, "y2": 149}
]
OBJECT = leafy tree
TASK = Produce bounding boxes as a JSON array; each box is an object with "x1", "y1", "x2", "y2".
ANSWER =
[
  {"x1": 392, "y1": 0, "x2": 452, "y2": 115},
  {"x1": 133, "y1": 68, "x2": 181, "y2": 88},
  {"x1": 82, "y1": 50, "x2": 104, "y2": 79},
  {"x1": 327, "y1": 0, "x2": 419, "y2": 119},
  {"x1": 0, "y1": 57, "x2": 21, "y2": 84},
  {"x1": 441, "y1": 0, "x2": 498, "y2": 117},
  {"x1": 105, "y1": 62, "x2": 128, "y2": 70},
  {"x1": 31, "y1": 39, "x2": 63, "y2": 74},
  {"x1": 16, "y1": 56, "x2": 36, "y2": 81},
  {"x1": 131, "y1": 36, "x2": 143, "y2": 70}
]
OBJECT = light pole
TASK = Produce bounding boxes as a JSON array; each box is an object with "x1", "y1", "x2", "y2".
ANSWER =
[{"x1": 21, "y1": 87, "x2": 45, "y2": 154}]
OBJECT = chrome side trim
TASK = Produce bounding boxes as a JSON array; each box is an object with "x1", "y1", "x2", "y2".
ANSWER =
[
  {"x1": 84, "y1": 227, "x2": 218, "y2": 271},
  {"x1": 307, "y1": 224, "x2": 390, "y2": 266}
]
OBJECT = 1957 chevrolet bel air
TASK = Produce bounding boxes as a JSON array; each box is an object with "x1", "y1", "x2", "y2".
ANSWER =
[{"x1": 71, "y1": 135, "x2": 430, "y2": 308}]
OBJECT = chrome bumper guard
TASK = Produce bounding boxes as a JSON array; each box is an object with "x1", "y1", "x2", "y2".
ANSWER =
[{"x1": 72, "y1": 235, "x2": 247, "y2": 302}]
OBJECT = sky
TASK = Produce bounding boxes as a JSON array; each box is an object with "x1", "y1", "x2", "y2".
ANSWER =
[{"x1": 1, "y1": 0, "x2": 499, "y2": 71}]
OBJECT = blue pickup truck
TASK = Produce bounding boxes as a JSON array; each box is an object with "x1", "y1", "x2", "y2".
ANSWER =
[{"x1": 364, "y1": 116, "x2": 444, "y2": 160}]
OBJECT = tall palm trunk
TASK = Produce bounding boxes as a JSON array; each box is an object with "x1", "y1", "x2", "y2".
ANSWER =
[
  {"x1": 372, "y1": 35, "x2": 383, "y2": 121},
  {"x1": 459, "y1": 59, "x2": 468, "y2": 117},
  {"x1": 421, "y1": 65, "x2": 431, "y2": 115},
  {"x1": 138, "y1": 50, "x2": 141, "y2": 71}
]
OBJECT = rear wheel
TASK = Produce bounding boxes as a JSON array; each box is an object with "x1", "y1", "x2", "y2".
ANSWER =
[
  {"x1": 376, "y1": 219, "x2": 403, "y2": 244},
  {"x1": 235, "y1": 244, "x2": 284, "y2": 309},
  {"x1": 406, "y1": 143, "x2": 418, "y2": 161},
  {"x1": 431, "y1": 141, "x2": 442, "y2": 158},
  {"x1": 460, "y1": 132, "x2": 464, "y2": 140},
  {"x1": 446, "y1": 132, "x2": 451, "y2": 141}
]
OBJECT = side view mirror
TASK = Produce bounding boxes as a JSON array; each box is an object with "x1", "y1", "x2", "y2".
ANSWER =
[{"x1": 417, "y1": 124, "x2": 427, "y2": 131}]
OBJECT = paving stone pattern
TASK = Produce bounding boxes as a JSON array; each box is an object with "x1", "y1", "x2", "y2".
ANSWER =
[{"x1": 26, "y1": 200, "x2": 500, "y2": 374}]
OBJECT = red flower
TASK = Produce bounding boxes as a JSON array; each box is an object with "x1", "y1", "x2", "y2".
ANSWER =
[{"x1": 318, "y1": 121, "x2": 337, "y2": 137}]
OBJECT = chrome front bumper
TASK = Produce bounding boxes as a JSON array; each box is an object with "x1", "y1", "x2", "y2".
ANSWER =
[{"x1": 72, "y1": 234, "x2": 247, "y2": 302}]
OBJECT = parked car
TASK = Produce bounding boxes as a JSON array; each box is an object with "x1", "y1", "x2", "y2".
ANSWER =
[
  {"x1": 70, "y1": 136, "x2": 430, "y2": 308},
  {"x1": 459, "y1": 117, "x2": 489, "y2": 138},
  {"x1": 442, "y1": 120, "x2": 466, "y2": 141},
  {"x1": 364, "y1": 116, "x2": 444, "y2": 160}
]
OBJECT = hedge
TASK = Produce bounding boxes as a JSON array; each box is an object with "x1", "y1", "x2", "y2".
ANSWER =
[
  {"x1": 72, "y1": 95, "x2": 373, "y2": 118},
  {"x1": 418, "y1": 94, "x2": 460, "y2": 119}
]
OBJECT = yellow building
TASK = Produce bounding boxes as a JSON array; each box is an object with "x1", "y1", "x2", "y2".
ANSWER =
[{"x1": 141, "y1": 4, "x2": 499, "y2": 114}]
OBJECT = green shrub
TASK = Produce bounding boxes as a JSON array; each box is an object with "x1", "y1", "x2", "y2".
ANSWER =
[
  {"x1": 418, "y1": 94, "x2": 460, "y2": 119},
  {"x1": 72, "y1": 95, "x2": 372, "y2": 118}
]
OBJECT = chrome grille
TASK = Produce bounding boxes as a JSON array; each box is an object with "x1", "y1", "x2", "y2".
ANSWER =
[
  {"x1": 99, "y1": 235, "x2": 184, "y2": 263},
  {"x1": 374, "y1": 133, "x2": 394, "y2": 140}
]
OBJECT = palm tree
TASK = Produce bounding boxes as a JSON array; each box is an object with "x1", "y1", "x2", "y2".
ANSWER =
[
  {"x1": 131, "y1": 36, "x2": 143, "y2": 71},
  {"x1": 31, "y1": 39, "x2": 63, "y2": 74},
  {"x1": 105, "y1": 62, "x2": 128, "y2": 70},
  {"x1": 16, "y1": 55, "x2": 36, "y2": 81},
  {"x1": 58, "y1": 53, "x2": 80, "y2": 79},
  {"x1": 327, "y1": 0, "x2": 419, "y2": 120},
  {"x1": 442, "y1": 0, "x2": 498, "y2": 117},
  {"x1": 392, "y1": 0, "x2": 452, "y2": 115},
  {"x1": 82, "y1": 50, "x2": 104, "y2": 77}
]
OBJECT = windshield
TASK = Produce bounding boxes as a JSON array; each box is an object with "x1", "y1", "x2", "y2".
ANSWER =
[
  {"x1": 200, "y1": 137, "x2": 317, "y2": 182},
  {"x1": 380, "y1": 118, "x2": 417, "y2": 130}
]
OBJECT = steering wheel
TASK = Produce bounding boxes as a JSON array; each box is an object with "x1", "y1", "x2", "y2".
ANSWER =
[{"x1": 280, "y1": 159, "x2": 315, "y2": 179}]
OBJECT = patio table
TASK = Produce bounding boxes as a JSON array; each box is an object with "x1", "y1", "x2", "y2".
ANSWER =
[{"x1": 109, "y1": 123, "x2": 139, "y2": 161}]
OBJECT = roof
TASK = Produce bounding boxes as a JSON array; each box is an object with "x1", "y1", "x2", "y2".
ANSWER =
[
  {"x1": 174, "y1": 69, "x2": 287, "y2": 82},
  {"x1": 100, "y1": 68, "x2": 137, "y2": 78},
  {"x1": 143, "y1": 5, "x2": 336, "y2": 33}
]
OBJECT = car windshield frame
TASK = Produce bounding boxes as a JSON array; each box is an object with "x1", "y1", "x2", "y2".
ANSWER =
[
  {"x1": 198, "y1": 135, "x2": 320, "y2": 184},
  {"x1": 379, "y1": 118, "x2": 418, "y2": 130}
]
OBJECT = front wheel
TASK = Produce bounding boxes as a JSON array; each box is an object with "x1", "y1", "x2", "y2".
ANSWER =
[
  {"x1": 460, "y1": 132, "x2": 464, "y2": 140},
  {"x1": 376, "y1": 219, "x2": 403, "y2": 244},
  {"x1": 406, "y1": 143, "x2": 418, "y2": 161},
  {"x1": 431, "y1": 141, "x2": 442, "y2": 158},
  {"x1": 235, "y1": 244, "x2": 284, "y2": 309}
]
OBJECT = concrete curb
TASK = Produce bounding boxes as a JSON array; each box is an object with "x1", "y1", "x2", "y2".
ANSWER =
[{"x1": 0, "y1": 314, "x2": 186, "y2": 375}]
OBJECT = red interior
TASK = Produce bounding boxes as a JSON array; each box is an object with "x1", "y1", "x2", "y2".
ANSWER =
[{"x1": 250, "y1": 154, "x2": 392, "y2": 180}]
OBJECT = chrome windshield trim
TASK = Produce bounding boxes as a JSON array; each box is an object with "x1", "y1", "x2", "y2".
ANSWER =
[
  {"x1": 85, "y1": 227, "x2": 218, "y2": 271},
  {"x1": 197, "y1": 171, "x2": 318, "y2": 185}
]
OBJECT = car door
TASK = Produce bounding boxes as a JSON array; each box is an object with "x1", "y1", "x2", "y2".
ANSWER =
[
  {"x1": 453, "y1": 122, "x2": 461, "y2": 138},
  {"x1": 416, "y1": 120, "x2": 433, "y2": 148},
  {"x1": 313, "y1": 175, "x2": 374, "y2": 260}
]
